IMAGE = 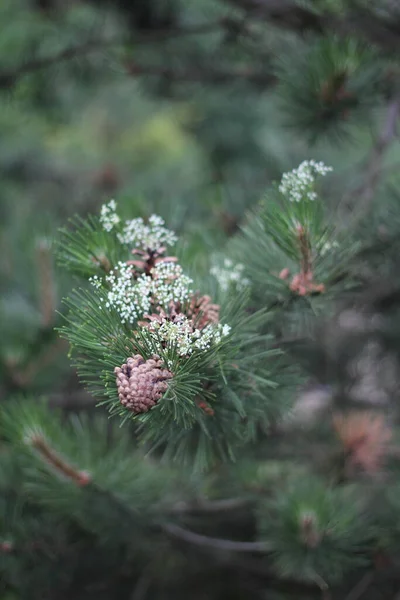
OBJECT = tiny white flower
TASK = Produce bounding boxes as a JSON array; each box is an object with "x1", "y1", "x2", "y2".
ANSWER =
[
  {"x1": 320, "y1": 240, "x2": 339, "y2": 257},
  {"x1": 210, "y1": 259, "x2": 250, "y2": 293},
  {"x1": 149, "y1": 262, "x2": 193, "y2": 307},
  {"x1": 278, "y1": 160, "x2": 332, "y2": 203},
  {"x1": 145, "y1": 314, "x2": 231, "y2": 358},
  {"x1": 100, "y1": 200, "x2": 121, "y2": 232},
  {"x1": 117, "y1": 214, "x2": 177, "y2": 250},
  {"x1": 89, "y1": 275, "x2": 102, "y2": 289}
]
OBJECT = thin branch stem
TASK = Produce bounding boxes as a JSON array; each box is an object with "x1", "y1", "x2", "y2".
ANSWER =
[
  {"x1": 125, "y1": 62, "x2": 275, "y2": 85},
  {"x1": 0, "y1": 39, "x2": 121, "y2": 86},
  {"x1": 340, "y1": 96, "x2": 400, "y2": 224},
  {"x1": 168, "y1": 497, "x2": 250, "y2": 514},
  {"x1": 27, "y1": 434, "x2": 90, "y2": 486},
  {"x1": 0, "y1": 20, "x2": 224, "y2": 83},
  {"x1": 228, "y1": 0, "x2": 400, "y2": 52},
  {"x1": 0, "y1": 25, "x2": 276, "y2": 89},
  {"x1": 345, "y1": 573, "x2": 373, "y2": 600},
  {"x1": 163, "y1": 522, "x2": 271, "y2": 553}
]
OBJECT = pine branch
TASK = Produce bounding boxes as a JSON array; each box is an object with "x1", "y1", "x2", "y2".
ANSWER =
[
  {"x1": 2, "y1": 337, "x2": 67, "y2": 391},
  {"x1": 0, "y1": 38, "x2": 121, "y2": 89},
  {"x1": 357, "y1": 96, "x2": 400, "y2": 203},
  {"x1": 341, "y1": 94, "x2": 400, "y2": 222},
  {"x1": 0, "y1": 20, "x2": 277, "y2": 90},
  {"x1": 228, "y1": 0, "x2": 400, "y2": 51},
  {"x1": 345, "y1": 573, "x2": 374, "y2": 600},
  {"x1": 168, "y1": 497, "x2": 250, "y2": 514},
  {"x1": 27, "y1": 433, "x2": 91, "y2": 486},
  {"x1": 125, "y1": 62, "x2": 275, "y2": 86},
  {"x1": 163, "y1": 523, "x2": 271, "y2": 553}
]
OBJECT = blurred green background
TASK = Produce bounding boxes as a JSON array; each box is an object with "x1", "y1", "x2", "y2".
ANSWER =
[{"x1": 3, "y1": 2, "x2": 400, "y2": 599}]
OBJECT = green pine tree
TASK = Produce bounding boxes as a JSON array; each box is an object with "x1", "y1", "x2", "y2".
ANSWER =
[{"x1": 3, "y1": 1, "x2": 400, "y2": 600}]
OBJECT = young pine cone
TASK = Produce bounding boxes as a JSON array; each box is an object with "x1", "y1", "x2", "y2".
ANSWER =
[
  {"x1": 187, "y1": 294, "x2": 220, "y2": 329},
  {"x1": 114, "y1": 354, "x2": 172, "y2": 414}
]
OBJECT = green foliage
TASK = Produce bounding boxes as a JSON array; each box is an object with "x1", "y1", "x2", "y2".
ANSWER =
[
  {"x1": 229, "y1": 161, "x2": 361, "y2": 340},
  {"x1": 277, "y1": 37, "x2": 383, "y2": 142},
  {"x1": 258, "y1": 478, "x2": 372, "y2": 584},
  {"x1": 1, "y1": 400, "x2": 194, "y2": 530},
  {"x1": 4, "y1": 0, "x2": 400, "y2": 598},
  {"x1": 57, "y1": 204, "x2": 285, "y2": 470}
]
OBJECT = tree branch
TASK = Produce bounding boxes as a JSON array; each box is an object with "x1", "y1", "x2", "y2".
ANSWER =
[
  {"x1": 345, "y1": 573, "x2": 374, "y2": 600},
  {"x1": 0, "y1": 43, "x2": 275, "y2": 90},
  {"x1": 227, "y1": 0, "x2": 400, "y2": 52},
  {"x1": 125, "y1": 62, "x2": 275, "y2": 86},
  {"x1": 341, "y1": 95, "x2": 400, "y2": 223},
  {"x1": 163, "y1": 522, "x2": 271, "y2": 553},
  {"x1": 168, "y1": 497, "x2": 250, "y2": 514},
  {"x1": 0, "y1": 20, "x2": 245, "y2": 89},
  {"x1": 0, "y1": 39, "x2": 119, "y2": 88}
]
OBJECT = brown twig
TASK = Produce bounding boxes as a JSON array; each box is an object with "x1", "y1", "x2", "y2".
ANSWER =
[
  {"x1": 163, "y1": 523, "x2": 271, "y2": 553},
  {"x1": 345, "y1": 573, "x2": 374, "y2": 600},
  {"x1": 0, "y1": 39, "x2": 120, "y2": 87},
  {"x1": 0, "y1": 20, "x2": 275, "y2": 89},
  {"x1": 27, "y1": 434, "x2": 90, "y2": 486},
  {"x1": 340, "y1": 96, "x2": 400, "y2": 224},
  {"x1": 168, "y1": 497, "x2": 250, "y2": 514},
  {"x1": 357, "y1": 98, "x2": 400, "y2": 203},
  {"x1": 125, "y1": 62, "x2": 275, "y2": 86},
  {"x1": 228, "y1": 0, "x2": 400, "y2": 52},
  {"x1": 0, "y1": 20, "x2": 224, "y2": 82}
]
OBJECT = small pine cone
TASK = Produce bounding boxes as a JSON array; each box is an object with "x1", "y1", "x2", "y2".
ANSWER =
[
  {"x1": 187, "y1": 294, "x2": 220, "y2": 329},
  {"x1": 139, "y1": 304, "x2": 184, "y2": 329},
  {"x1": 114, "y1": 354, "x2": 172, "y2": 414},
  {"x1": 127, "y1": 248, "x2": 178, "y2": 277}
]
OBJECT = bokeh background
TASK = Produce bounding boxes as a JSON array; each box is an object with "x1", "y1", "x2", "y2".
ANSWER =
[{"x1": 3, "y1": 2, "x2": 400, "y2": 598}]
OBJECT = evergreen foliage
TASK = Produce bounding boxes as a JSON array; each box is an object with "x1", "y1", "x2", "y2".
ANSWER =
[{"x1": 4, "y1": 1, "x2": 400, "y2": 599}]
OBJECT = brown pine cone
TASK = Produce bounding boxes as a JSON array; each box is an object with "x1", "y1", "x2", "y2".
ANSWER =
[
  {"x1": 114, "y1": 354, "x2": 172, "y2": 414},
  {"x1": 139, "y1": 294, "x2": 219, "y2": 332},
  {"x1": 127, "y1": 247, "x2": 178, "y2": 276},
  {"x1": 139, "y1": 304, "x2": 181, "y2": 329},
  {"x1": 187, "y1": 294, "x2": 220, "y2": 329}
]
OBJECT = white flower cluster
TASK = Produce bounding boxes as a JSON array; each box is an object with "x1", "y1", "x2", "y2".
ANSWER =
[
  {"x1": 210, "y1": 258, "x2": 250, "y2": 293},
  {"x1": 150, "y1": 262, "x2": 193, "y2": 307},
  {"x1": 279, "y1": 160, "x2": 333, "y2": 203},
  {"x1": 320, "y1": 240, "x2": 339, "y2": 257},
  {"x1": 147, "y1": 315, "x2": 231, "y2": 358},
  {"x1": 90, "y1": 261, "x2": 193, "y2": 324},
  {"x1": 100, "y1": 200, "x2": 120, "y2": 232},
  {"x1": 105, "y1": 263, "x2": 153, "y2": 324},
  {"x1": 117, "y1": 214, "x2": 178, "y2": 250},
  {"x1": 94, "y1": 204, "x2": 233, "y2": 357},
  {"x1": 90, "y1": 263, "x2": 152, "y2": 324}
]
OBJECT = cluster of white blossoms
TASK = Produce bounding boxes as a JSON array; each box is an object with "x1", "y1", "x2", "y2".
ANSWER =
[
  {"x1": 210, "y1": 258, "x2": 250, "y2": 293},
  {"x1": 90, "y1": 263, "x2": 152, "y2": 324},
  {"x1": 320, "y1": 239, "x2": 340, "y2": 257},
  {"x1": 279, "y1": 160, "x2": 333, "y2": 203},
  {"x1": 90, "y1": 261, "x2": 193, "y2": 325},
  {"x1": 94, "y1": 202, "x2": 233, "y2": 357},
  {"x1": 118, "y1": 214, "x2": 177, "y2": 249},
  {"x1": 150, "y1": 262, "x2": 193, "y2": 306},
  {"x1": 100, "y1": 200, "x2": 121, "y2": 232},
  {"x1": 99, "y1": 200, "x2": 178, "y2": 251},
  {"x1": 147, "y1": 315, "x2": 231, "y2": 358}
]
